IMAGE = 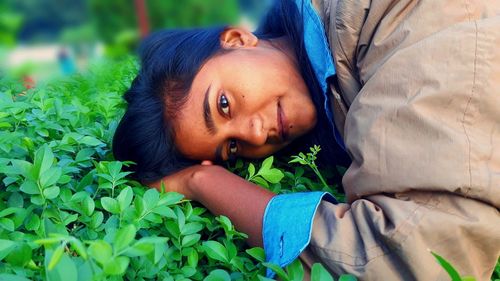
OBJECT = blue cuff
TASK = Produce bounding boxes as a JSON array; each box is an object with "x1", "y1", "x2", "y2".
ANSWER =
[{"x1": 262, "y1": 192, "x2": 337, "y2": 278}]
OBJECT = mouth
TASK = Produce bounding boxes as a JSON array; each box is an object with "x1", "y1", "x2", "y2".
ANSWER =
[{"x1": 277, "y1": 100, "x2": 289, "y2": 142}]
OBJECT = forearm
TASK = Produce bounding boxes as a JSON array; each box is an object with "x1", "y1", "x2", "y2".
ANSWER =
[
  {"x1": 188, "y1": 165, "x2": 275, "y2": 247},
  {"x1": 150, "y1": 165, "x2": 275, "y2": 247}
]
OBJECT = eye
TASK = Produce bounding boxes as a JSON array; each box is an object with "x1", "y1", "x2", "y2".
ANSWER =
[
  {"x1": 219, "y1": 93, "x2": 230, "y2": 115},
  {"x1": 228, "y1": 139, "x2": 238, "y2": 157}
]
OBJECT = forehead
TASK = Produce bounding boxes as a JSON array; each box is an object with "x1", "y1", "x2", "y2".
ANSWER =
[{"x1": 171, "y1": 59, "x2": 219, "y2": 160}]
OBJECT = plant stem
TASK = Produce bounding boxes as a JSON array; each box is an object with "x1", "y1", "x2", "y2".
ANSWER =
[{"x1": 312, "y1": 166, "x2": 329, "y2": 189}]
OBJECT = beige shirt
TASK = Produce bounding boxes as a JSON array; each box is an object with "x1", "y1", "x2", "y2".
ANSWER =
[{"x1": 302, "y1": 0, "x2": 500, "y2": 280}]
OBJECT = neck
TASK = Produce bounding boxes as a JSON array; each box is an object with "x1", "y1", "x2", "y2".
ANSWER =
[{"x1": 261, "y1": 36, "x2": 298, "y2": 65}]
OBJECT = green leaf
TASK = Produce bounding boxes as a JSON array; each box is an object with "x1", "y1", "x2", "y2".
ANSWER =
[
  {"x1": 286, "y1": 259, "x2": 304, "y2": 281},
  {"x1": 25, "y1": 213, "x2": 41, "y2": 231},
  {"x1": 252, "y1": 176, "x2": 269, "y2": 188},
  {"x1": 182, "y1": 222, "x2": 203, "y2": 235},
  {"x1": 101, "y1": 197, "x2": 120, "y2": 214},
  {"x1": 7, "y1": 192, "x2": 23, "y2": 208},
  {"x1": 90, "y1": 211, "x2": 104, "y2": 229},
  {"x1": 82, "y1": 195, "x2": 95, "y2": 216},
  {"x1": 158, "y1": 191, "x2": 184, "y2": 205},
  {"x1": 143, "y1": 188, "x2": 160, "y2": 208},
  {"x1": 181, "y1": 234, "x2": 201, "y2": 247},
  {"x1": 0, "y1": 218, "x2": 15, "y2": 231},
  {"x1": 103, "y1": 256, "x2": 129, "y2": 275},
  {"x1": 202, "y1": 241, "x2": 229, "y2": 263},
  {"x1": 338, "y1": 274, "x2": 357, "y2": 281},
  {"x1": 33, "y1": 145, "x2": 54, "y2": 178},
  {"x1": 43, "y1": 186, "x2": 60, "y2": 199},
  {"x1": 0, "y1": 207, "x2": 18, "y2": 218},
  {"x1": 151, "y1": 205, "x2": 176, "y2": 218},
  {"x1": 69, "y1": 239, "x2": 87, "y2": 259},
  {"x1": 107, "y1": 161, "x2": 122, "y2": 178},
  {"x1": 35, "y1": 237, "x2": 65, "y2": 246},
  {"x1": 58, "y1": 175, "x2": 71, "y2": 184},
  {"x1": 247, "y1": 163, "x2": 256, "y2": 178},
  {"x1": 37, "y1": 128, "x2": 49, "y2": 137},
  {"x1": 263, "y1": 262, "x2": 289, "y2": 281},
  {"x1": 62, "y1": 213, "x2": 78, "y2": 226},
  {"x1": 20, "y1": 180, "x2": 40, "y2": 195},
  {"x1": 77, "y1": 170, "x2": 95, "y2": 191},
  {"x1": 71, "y1": 191, "x2": 88, "y2": 202},
  {"x1": 0, "y1": 274, "x2": 33, "y2": 281},
  {"x1": 9, "y1": 160, "x2": 34, "y2": 179},
  {"x1": 246, "y1": 247, "x2": 265, "y2": 262},
  {"x1": 0, "y1": 240, "x2": 16, "y2": 261},
  {"x1": 97, "y1": 174, "x2": 114, "y2": 184},
  {"x1": 39, "y1": 167, "x2": 62, "y2": 188},
  {"x1": 124, "y1": 242, "x2": 154, "y2": 257},
  {"x1": 31, "y1": 195, "x2": 45, "y2": 205},
  {"x1": 181, "y1": 266, "x2": 197, "y2": 277},
  {"x1": 187, "y1": 248, "x2": 199, "y2": 268},
  {"x1": 225, "y1": 240, "x2": 237, "y2": 261},
  {"x1": 48, "y1": 244, "x2": 65, "y2": 270},
  {"x1": 154, "y1": 242, "x2": 167, "y2": 264},
  {"x1": 114, "y1": 224, "x2": 136, "y2": 253},
  {"x1": 203, "y1": 269, "x2": 231, "y2": 281},
  {"x1": 217, "y1": 215, "x2": 233, "y2": 232},
  {"x1": 431, "y1": 251, "x2": 462, "y2": 281},
  {"x1": 116, "y1": 186, "x2": 133, "y2": 211},
  {"x1": 5, "y1": 243, "x2": 31, "y2": 267},
  {"x1": 259, "y1": 168, "x2": 284, "y2": 183},
  {"x1": 45, "y1": 247, "x2": 78, "y2": 281},
  {"x1": 288, "y1": 157, "x2": 307, "y2": 165},
  {"x1": 75, "y1": 148, "x2": 95, "y2": 162},
  {"x1": 88, "y1": 240, "x2": 112, "y2": 265},
  {"x1": 175, "y1": 206, "x2": 185, "y2": 231},
  {"x1": 134, "y1": 196, "x2": 145, "y2": 216},
  {"x1": 79, "y1": 136, "x2": 104, "y2": 146},
  {"x1": 261, "y1": 156, "x2": 274, "y2": 171}
]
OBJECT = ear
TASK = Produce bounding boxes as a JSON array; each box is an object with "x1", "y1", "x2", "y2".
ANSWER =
[{"x1": 220, "y1": 27, "x2": 258, "y2": 49}]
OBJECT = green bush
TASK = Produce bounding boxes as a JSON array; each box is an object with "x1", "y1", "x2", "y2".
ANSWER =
[
  {"x1": 0, "y1": 58, "x2": 498, "y2": 281},
  {"x1": 0, "y1": 58, "x2": 347, "y2": 281}
]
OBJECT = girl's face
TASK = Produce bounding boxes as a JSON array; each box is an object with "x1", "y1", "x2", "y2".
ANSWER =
[{"x1": 172, "y1": 28, "x2": 317, "y2": 162}]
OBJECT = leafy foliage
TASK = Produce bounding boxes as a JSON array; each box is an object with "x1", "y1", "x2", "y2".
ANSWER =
[
  {"x1": 89, "y1": 0, "x2": 240, "y2": 57},
  {"x1": 0, "y1": 58, "x2": 497, "y2": 281},
  {"x1": 430, "y1": 252, "x2": 500, "y2": 281},
  {"x1": 0, "y1": 58, "x2": 346, "y2": 280}
]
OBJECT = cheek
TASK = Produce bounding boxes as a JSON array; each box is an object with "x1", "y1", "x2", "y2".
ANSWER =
[{"x1": 173, "y1": 122, "x2": 218, "y2": 160}]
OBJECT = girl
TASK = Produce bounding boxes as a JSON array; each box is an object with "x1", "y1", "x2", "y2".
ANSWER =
[{"x1": 113, "y1": 0, "x2": 500, "y2": 280}]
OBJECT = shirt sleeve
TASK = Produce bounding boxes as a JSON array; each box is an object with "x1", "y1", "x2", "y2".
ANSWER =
[{"x1": 262, "y1": 191, "x2": 337, "y2": 278}]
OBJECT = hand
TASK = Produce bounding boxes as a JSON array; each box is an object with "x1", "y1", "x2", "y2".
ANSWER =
[{"x1": 147, "y1": 161, "x2": 216, "y2": 200}]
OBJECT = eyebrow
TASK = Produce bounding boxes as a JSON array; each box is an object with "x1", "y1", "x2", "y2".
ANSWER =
[{"x1": 203, "y1": 84, "x2": 217, "y2": 135}]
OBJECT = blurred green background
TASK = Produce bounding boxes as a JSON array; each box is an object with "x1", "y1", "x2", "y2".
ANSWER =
[{"x1": 0, "y1": 0, "x2": 270, "y2": 85}]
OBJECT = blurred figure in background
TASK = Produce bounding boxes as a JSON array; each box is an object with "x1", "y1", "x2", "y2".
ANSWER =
[{"x1": 57, "y1": 47, "x2": 76, "y2": 75}]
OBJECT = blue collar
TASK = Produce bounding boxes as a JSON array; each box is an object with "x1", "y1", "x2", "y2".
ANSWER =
[
  {"x1": 296, "y1": 0, "x2": 336, "y2": 88},
  {"x1": 294, "y1": 0, "x2": 347, "y2": 151}
]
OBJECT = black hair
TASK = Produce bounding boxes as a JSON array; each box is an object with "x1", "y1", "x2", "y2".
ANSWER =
[
  {"x1": 113, "y1": 27, "x2": 225, "y2": 182},
  {"x1": 113, "y1": 0, "x2": 350, "y2": 183}
]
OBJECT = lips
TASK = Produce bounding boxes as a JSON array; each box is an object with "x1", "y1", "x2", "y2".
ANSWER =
[{"x1": 277, "y1": 101, "x2": 289, "y2": 142}]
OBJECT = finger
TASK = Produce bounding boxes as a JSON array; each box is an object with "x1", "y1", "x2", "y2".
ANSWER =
[{"x1": 201, "y1": 160, "x2": 214, "y2": 166}]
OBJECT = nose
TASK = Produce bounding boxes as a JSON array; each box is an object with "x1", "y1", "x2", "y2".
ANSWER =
[{"x1": 232, "y1": 115, "x2": 267, "y2": 146}]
